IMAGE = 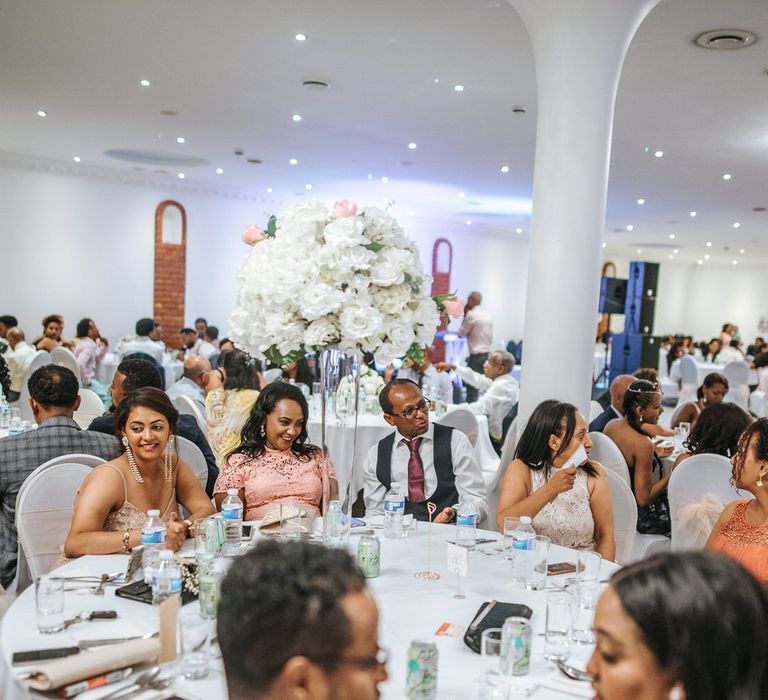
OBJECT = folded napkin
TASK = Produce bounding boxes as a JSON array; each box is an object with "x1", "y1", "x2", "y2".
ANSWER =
[
  {"x1": 541, "y1": 670, "x2": 593, "y2": 698},
  {"x1": 259, "y1": 503, "x2": 316, "y2": 535},
  {"x1": 24, "y1": 638, "x2": 161, "y2": 691}
]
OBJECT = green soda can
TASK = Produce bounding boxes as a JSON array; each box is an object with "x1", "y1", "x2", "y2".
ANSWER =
[
  {"x1": 501, "y1": 616, "x2": 532, "y2": 675},
  {"x1": 357, "y1": 534, "x2": 380, "y2": 578},
  {"x1": 406, "y1": 639, "x2": 438, "y2": 699}
]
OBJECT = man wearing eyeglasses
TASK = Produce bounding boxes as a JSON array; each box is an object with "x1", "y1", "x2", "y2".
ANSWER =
[
  {"x1": 218, "y1": 539, "x2": 388, "y2": 700},
  {"x1": 363, "y1": 379, "x2": 487, "y2": 524}
]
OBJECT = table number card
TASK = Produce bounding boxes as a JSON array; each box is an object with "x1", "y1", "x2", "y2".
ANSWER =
[{"x1": 447, "y1": 542, "x2": 469, "y2": 577}]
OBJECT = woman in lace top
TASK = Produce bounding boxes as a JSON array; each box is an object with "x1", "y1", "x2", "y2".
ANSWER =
[
  {"x1": 707, "y1": 418, "x2": 768, "y2": 584},
  {"x1": 64, "y1": 388, "x2": 215, "y2": 557},
  {"x1": 214, "y1": 382, "x2": 337, "y2": 520},
  {"x1": 205, "y1": 349, "x2": 261, "y2": 466},
  {"x1": 496, "y1": 400, "x2": 615, "y2": 560}
]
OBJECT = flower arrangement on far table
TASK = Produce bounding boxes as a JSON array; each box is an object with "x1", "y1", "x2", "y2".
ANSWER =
[{"x1": 336, "y1": 366, "x2": 385, "y2": 413}]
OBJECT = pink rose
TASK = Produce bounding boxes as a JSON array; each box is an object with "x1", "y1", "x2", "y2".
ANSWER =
[
  {"x1": 333, "y1": 199, "x2": 358, "y2": 218},
  {"x1": 242, "y1": 224, "x2": 266, "y2": 245},
  {"x1": 443, "y1": 298, "x2": 465, "y2": 318}
]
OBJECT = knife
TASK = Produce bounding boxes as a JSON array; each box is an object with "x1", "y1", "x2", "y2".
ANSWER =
[{"x1": 78, "y1": 632, "x2": 157, "y2": 649}]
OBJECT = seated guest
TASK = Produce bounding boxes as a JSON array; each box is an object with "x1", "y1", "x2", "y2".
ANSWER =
[
  {"x1": 204, "y1": 324, "x2": 220, "y2": 349},
  {"x1": 747, "y1": 336, "x2": 765, "y2": 357},
  {"x1": 605, "y1": 380, "x2": 672, "y2": 535},
  {"x1": 280, "y1": 356, "x2": 315, "y2": 387},
  {"x1": 32, "y1": 314, "x2": 70, "y2": 351},
  {"x1": 166, "y1": 355, "x2": 211, "y2": 416},
  {"x1": 74, "y1": 317, "x2": 110, "y2": 406},
  {"x1": 671, "y1": 372, "x2": 729, "y2": 430},
  {"x1": 149, "y1": 322, "x2": 166, "y2": 350},
  {"x1": 395, "y1": 346, "x2": 453, "y2": 406},
  {"x1": 0, "y1": 314, "x2": 18, "y2": 354},
  {"x1": 718, "y1": 338, "x2": 745, "y2": 364},
  {"x1": 496, "y1": 400, "x2": 615, "y2": 559},
  {"x1": 219, "y1": 337, "x2": 236, "y2": 353},
  {"x1": 218, "y1": 540, "x2": 388, "y2": 700},
  {"x1": 119, "y1": 317, "x2": 165, "y2": 364},
  {"x1": 589, "y1": 374, "x2": 634, "y2": 433},
  {"x1": 588, "y1": 551, "x2": 768, "y2": 700},
  {"x1": 704, "y1": 337, "x2": 721, "y2": 363},
  {"x1": 179, "y1": 326, "x2": 217, "y2": 360},
  {"x1": 673, "y1": 402, "x2": 751, "y2": 468},
  {"x1": 0, "y1": 365, "x2": 120, "y2": 588},
  {"x1": 435, "y1": 350, "x2": 519, "y2": 447},
  {"x1": 719, "y1": 322, "x2": 735, "y2": 348},
  {"x1": 213, "y1": 383, "x2": 337, "y2": 519},
  {"x1": 632, "y1": 367, "x2": 659, "y2": 385},
  {"x1": 4, "y1": 327, "x2": 36, "y2": 401},
  {"x1": 64, "y1": 388, "x2": 215, "y2": 557},
  {"x1": 89, "y1": 359, "x2": 219, "y2": 496},
  {"x1": 363, "y1": 379, "x2": 487, "y2": 523},
  {"x1": 0, "y1": 355, "x2": 10, "y2": 398},
  {"x1": 205, "y1": 349, "x2": 260, "y2": 466},
  {"x1": 195, "y1": 317, "x2": 208, "y2": 339},
  {"x1": 707, "y1": 418, "x2": 768, "y2": 584}
]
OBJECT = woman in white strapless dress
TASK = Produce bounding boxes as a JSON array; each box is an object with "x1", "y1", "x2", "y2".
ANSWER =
[{"x1": 496, "y1": 400, "x2": 615, "y2": 561}]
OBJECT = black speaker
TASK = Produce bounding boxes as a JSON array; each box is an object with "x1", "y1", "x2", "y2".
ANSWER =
[
  {"x1": 609, "y1": 333, "x2": 662, "y2": 376},
  {"x1": 625, "y1": 262, "x2": 659, "y2": 300},
  {"x1": 598, "y1": 277, "x2": 627, "y2": 314},
  {"x1": 624, "y1": 262, "x2": 659, "y2": 335}
]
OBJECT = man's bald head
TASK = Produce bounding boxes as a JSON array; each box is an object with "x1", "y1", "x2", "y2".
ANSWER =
[
  {"x1": 467, "y1": 291, "x2": 482, "y2": 309},
  {"x1": 183, "y1": 356, "x2": 211, "y2": 387},
  {"x1": 6, "y1": 327, "x2": 25, "y2": 349},
  {"x1": 609, "y1": 374, "x2": 635, "y2": 413}
]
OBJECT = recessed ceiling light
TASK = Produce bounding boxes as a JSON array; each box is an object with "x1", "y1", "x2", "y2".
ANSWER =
[
  {"x1": 295, "y1": 33, "x2": 306, "y2": 41},
  {"x1": 292, "y1": 114, "x2": 302, "y2": 122},
  {"x1": 733, "y1": 222, "x2": 741, "y2": 228},
  {"x1": 36, "y1": 110, "x2": 47, "y2": 117},
  {"x1": 408, "y1": 142, "x2": 417, "y2": 150},
  {"x1": 722, "y1": 173, "x2": 732, "y2": 180},
  {"x1": 139, "y1": 79, "x2": 151, "y2": 87},
  {"x1": 267, "y1": 187, "x2": 273, "y2": 193},
  {"x1": 289, "y1": 158, "x2": 298, "y2": 165},
  {"x1": 176, "y1": 136, "x2": 185, "y2": 144},
  {"x1": 732, "y1": 260, "x2": 739, "y2": 265},
  {"x1": 654, "y1": 150, "x2": 664, "y2": 158},
  {"x1": 500, "y1": 165, "x2": 509, "y2": 173},
  {"x1": 694, "y1": 29, "x2": 757, "y2": 50},
  {"x1": 602, "y1": 242, "x2": 607, "y2": 249},
  {"x1": 668, "y1": 254, "x2": 674, "y2": 260},
  {"x1": 432, "y1": 77, "x2": 439, "y2": 84},
  {"x1": 705, "y1": 254, "x2": 711, "y2": 260},
  {"x1": 458, "y1": 192, "x2": 466, "y2": 198},
  {"x1": 669, "y1": 233, "x2": 676, "y2": 240},
  {"x1": 626, "y1": 224, "x2": 634, "y2": 231},
  {"x1": 637, "y1": 198, "x2": 645, "y2": 205},
  {"x1": 409, "y1": 211, "x2": 415, "y2": 216},
  {"x1": 689, "y1": 211, "x2": 697, "y2": 217},
  {"x1": 697, "y1": 259, "x2": 703, "y2": 265},
  {"x1": 739, "y1": 248, "x2": 745, "y2": 254},
  {"x1": 216, "y1": 167, "x2": 223, "y2": 175},
  {"x1": 673, "y1": 249, "x2": 679, "y2": 254},
  {"x1": 177, "y1": 173, "x2": 185, "y2": 179},
  {"x1": 382, "y1": 197, "x2": 390, "y2": 204},
  {"x1": 454, "y1": 84, "x2": 465, "y2": 92},
  {"x1": 516, "y1": 228, "x2": 523, "y2": 234},
  {"x1": 73, "y1": 156, "x2": 81, "y2": 163},
  {"x1": 637, "y1": 249, "x2": 643, "y2": 254},
  {"x1": 465, "y1": 219, "x2": 472, "y2": 225},
  {"x1": 706, "y1": 241, "x2": 713, "y2": 247},
  {"x1": 305, "y1": 184, "x2": 312, "y2": 190},
  {"x1": 380, "y1": 176, "x2": 389, "y2": 183}
]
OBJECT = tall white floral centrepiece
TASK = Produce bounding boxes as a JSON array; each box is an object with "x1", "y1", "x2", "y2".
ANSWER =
[{"x1": 230, "y1": 199, "x2": 442, "y2": 542}]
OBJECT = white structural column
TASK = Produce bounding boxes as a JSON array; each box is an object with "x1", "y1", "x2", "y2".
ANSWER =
[{"x1": 510, "y1": 0, "x2": 660, "y2": 422}]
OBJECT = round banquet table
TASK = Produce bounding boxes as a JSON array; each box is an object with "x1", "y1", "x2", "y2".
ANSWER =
[
  {"x1": 0, "y1": 523, "x2": 617, "y2": 700},
  {"x1": 306, "y1": 411, "x2": 501, "y2": 498}
]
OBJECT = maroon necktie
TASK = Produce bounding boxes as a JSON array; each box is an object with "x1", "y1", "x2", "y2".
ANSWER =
[{"x1": 407, "y1": 437, "x2": 425, "y2": 502}]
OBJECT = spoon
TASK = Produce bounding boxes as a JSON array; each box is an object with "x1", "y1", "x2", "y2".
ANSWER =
[
  {"x1": 94, "y1": 573, "x2": 109, "y2": 596},
  {"x1": 555, "y1": 658, "x2": 594, "y2": 682},
  {"x1": 100, "y1": 666, "x2": 160, "y2": 700}
]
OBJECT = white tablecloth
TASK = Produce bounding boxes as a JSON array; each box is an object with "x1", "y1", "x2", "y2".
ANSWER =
[
  {"x1": 0, "y1": 524, "x2": 617, "y2": 699},
  {"x1": 307, "y1": 412, "x2": 500, "y2": 500},
  {"x1": 96, "y1": 353, "x2": 183, "y2": 389}
]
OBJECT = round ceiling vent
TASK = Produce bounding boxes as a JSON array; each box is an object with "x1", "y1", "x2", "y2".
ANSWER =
[
  {"x1": 694, "y1": 29, "x2": 757, "y2": 50},
  {"x1": 104, "y1": 150, "x2": 209, "y2": 167}
]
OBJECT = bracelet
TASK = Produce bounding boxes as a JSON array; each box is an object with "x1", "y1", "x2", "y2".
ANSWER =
[
  {"x1": 183, "y1": 519, "x2": 194, "y2": 538},
  {"x1": 122, "y1": 528, "x2": 132, "y2": 553}
]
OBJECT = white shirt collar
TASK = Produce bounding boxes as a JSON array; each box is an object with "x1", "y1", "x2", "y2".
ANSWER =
[{"x1": 395, "y1": 422, "x2": 435, "y2": 447}]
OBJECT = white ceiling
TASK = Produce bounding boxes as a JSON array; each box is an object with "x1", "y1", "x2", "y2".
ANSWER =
[{"x1": 1, "y1": 0, "x2": 767, "y2": 266}]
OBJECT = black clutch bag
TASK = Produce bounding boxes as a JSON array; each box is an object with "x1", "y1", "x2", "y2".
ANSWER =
[{"x1": 463, "y1": 601, "x2": 533, "y2": 653}]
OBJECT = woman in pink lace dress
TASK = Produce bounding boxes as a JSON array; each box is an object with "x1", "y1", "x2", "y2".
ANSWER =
[
  {"x1": 64, "y1": 388, "x2": 215, "y2": 557},
  {"x1": 707, "y1": 418, "x2": 768, "y2": 584},
  {"x1": 214, "y1": 383, "x2": 337, "y2": 520}
]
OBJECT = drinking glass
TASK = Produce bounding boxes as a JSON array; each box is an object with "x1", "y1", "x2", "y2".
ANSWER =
[
  {"x1": 577, "y1": 551, "x2": 602, "y2": 584},
  {"x1": 179, "y1": 609, "x2": 211, "y2": 679},
  {"x1": 544, "y1": 593, "x2": 572, "y2": 661},
  {"x1": 526, "y1": 535, "x2": 551, "y2": 591},
  {"x1": 36, "y1": 576, "x2": 65, "y2": 633},
  {"x1": 478, "y1": 668, "x2": 510, "y2": 700},
  {"x1": 197, "y1": 555, "x2": 231, "y2": 619},
  {"x1": 502, "y1": 517, "x2": 520, "y2": 560},
  {"x1": 481, "y1": 628, "x2": 504, "y2": 674},
  {"x1": 678, "y1": 422, "x2": 691, "y2": 440},
  {"x1": 195, "y1": 516, "x2": 225, "y2": 556},
  {"x1": 570, "y1": 581, "x2": 603, "y2": 648}
]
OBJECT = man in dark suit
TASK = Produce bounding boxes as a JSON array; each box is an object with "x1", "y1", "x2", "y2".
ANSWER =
[
  {"x1": 0, "y1": 365, "x2": 120, "y2": 589},
  {"x1": 89, "y1": 358, "x2": 218, "y2": 496},
  {"x1": 589, "y1": 374, "x2": 635, "y2": 433}
]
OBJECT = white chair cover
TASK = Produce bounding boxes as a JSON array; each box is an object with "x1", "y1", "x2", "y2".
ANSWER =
[
  {"x1": 75, "y1": 387, "x2": 104, "y2": 417},
  {"x1": 176, "y1": 435, "x2": 209, "y2": 492},
  {"x1": 38, "y1": 453, "x2": 107, "y2": 470},
  {"x1": 437, "y1": 408, "x2": 479, "y2": 447},
  {"x1": 668, "y1": 453, "x2": 751, "y2": 551},
  {"x1": 263, "y1": 368, "x2": 282, "y2": 383},
  {"x1": 16, "y1": 462, "x2": 92, "y2": 580},
  {"x1": 589, "y1": 401, "x2": 603, "y2": 422},
  {"x1": 51, "y1": 346, "x2": 82, "y2": 386},
  {"x1": 675, "y1": 356, "x2": 699, "y2": 407},
  {"x1": 658, "y1": 349, "x2": 680, "y2": 402},
  {"x1": 173, "y1": 394, "x2": 207, "y2": 435},
  {"x1": 588, "y1": 432, "x2": 631, "y2": 487},
  {"x1": 16, "y1": 350, "x2": 51, "y2": 421},
  {"x1": 499, "y1": 417, "x2": 519, "y2": 473},
  {"x1": 722, "y1": 360, "x2": 750, "y2": 411},
  {"x1": 603, "y1": 468, "x2": 637, "y2": 565}
]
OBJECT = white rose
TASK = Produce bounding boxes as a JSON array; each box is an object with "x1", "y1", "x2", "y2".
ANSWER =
[
  {"x1": 340, "y1": 305, "x2": 384, "y2": 341},
  {"x1": 374, "y1": 341, "x2": 406, "y2": 365},
  {"x1": 370, "y1": 262, "x2": 405, "y2": 287},
  {"x1": 304, "y1": 317, "x2": 340, "y2": 348},
  {"x1": 323, "y1": 217, "x2": 368, "y2": 248},
  {"x1": 336, "y1": 245, "x2": 376, "y2": 271},
  {"x1": 299, "y1": 284, "x2": 345, "y2": 321},
  {"x1": 384, "y1": 319, "x2": 416, "y2": 354},
  {"x1": 370, "y1": 283, "x2": 412, "y2": 312}
]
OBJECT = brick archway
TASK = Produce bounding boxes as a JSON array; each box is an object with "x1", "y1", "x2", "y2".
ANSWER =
[{"x1": 153, "y1": 200, "x2": 186, "y2": 348}]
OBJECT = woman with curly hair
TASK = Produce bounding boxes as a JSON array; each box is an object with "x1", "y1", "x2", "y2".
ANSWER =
[{"x1": 673, "y1": 402, "x2": 751, "y2": 468}]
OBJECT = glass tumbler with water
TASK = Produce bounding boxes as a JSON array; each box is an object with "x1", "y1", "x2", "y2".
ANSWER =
[
  {"x1": 179, "y1": 609, "x2": 211, "y2": 680},
  {"x1": 36, "y1": 576, "x2": 65, "y2": 633},
  {"x1": 544, "y1": 593, "x2": 572, "y2": 661}
]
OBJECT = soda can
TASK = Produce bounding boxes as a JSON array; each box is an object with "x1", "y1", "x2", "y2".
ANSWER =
[
  {"x1": 501, "y1": 616, "x2": 532, "y2": 676},
  {"x1": 357, "y1": 535, "x2": 380, "y2": 578},
  {"x1": 406, "y1": 639, "x2": 438, "y2": 699}
]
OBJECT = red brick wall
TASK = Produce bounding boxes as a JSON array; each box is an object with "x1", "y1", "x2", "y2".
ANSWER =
[{"x1": 153, "y1": 200, "x2": 186, "y2": 350}]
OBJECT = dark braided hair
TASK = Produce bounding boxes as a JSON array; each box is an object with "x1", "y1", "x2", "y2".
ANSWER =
[{"x1": 623, "y1": 379, "x2": 661, "y2": 437}]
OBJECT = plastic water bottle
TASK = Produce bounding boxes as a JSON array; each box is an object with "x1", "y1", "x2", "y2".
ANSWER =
[
  {"x1": 383, "y1": 483, "x2": 405, "y2": 538},
  {"x1": 221, "y1": 488, "x2": 243, "y2": 555},
  {"x1": 455, "y1": 500, "x2": 478, "y2": 548},
  {"x1": 0, "y1": 391, "x2": 10, "y2": 430},
  {"x1": 151, "y1": 550, "x2": 181, "y2": 608},
  {"x1": 510, "y1": 516, "x2": 536, "y2": 585},
  {"x1": 141, "y1": 509, "x2": 166, "y2": 582},
  {"x1": 324, "y1": 499, "x2": 343, "y2": 545}
]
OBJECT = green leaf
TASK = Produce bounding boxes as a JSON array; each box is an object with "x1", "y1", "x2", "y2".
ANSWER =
[
  {"x1": 264, "y1": 345, "x2": 283, "y2": 367},
  {"x1": 266, "y1": 215, "x2": 277, "y2": 237},
  {"x1": 364, "y1": 242, "x2": 385, "y2": 253},
  {"x1": 406, "y1": 342, "x2": 425, "y2": 365}
]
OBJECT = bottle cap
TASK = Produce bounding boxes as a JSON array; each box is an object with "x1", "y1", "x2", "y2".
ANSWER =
[
  {"x1": 147, "y1": 509, "x2": 160, "y2": 517},
  {"x1": 159, "y1": 550, "x2": 173, "y2": 560},
  {"x1": 520, "y1": 516, "x2": 532, "y2": 524},
  {"x1": 227, "y1": 488, "x2": 238, "y2": 496}
]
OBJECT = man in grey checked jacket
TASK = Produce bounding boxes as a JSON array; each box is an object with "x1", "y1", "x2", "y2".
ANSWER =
[{"x1": 0, "y1": 365, "x2": 120, "y2": 589}]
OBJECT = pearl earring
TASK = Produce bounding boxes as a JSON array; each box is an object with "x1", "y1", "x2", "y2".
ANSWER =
[{"x1": 669, "y1": 686, "x2": 684, "y2": 700}]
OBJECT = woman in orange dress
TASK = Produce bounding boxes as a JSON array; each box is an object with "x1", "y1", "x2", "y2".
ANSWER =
[{"x1": 707, "y1": 418, "x2": 768, "y2": 584}]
